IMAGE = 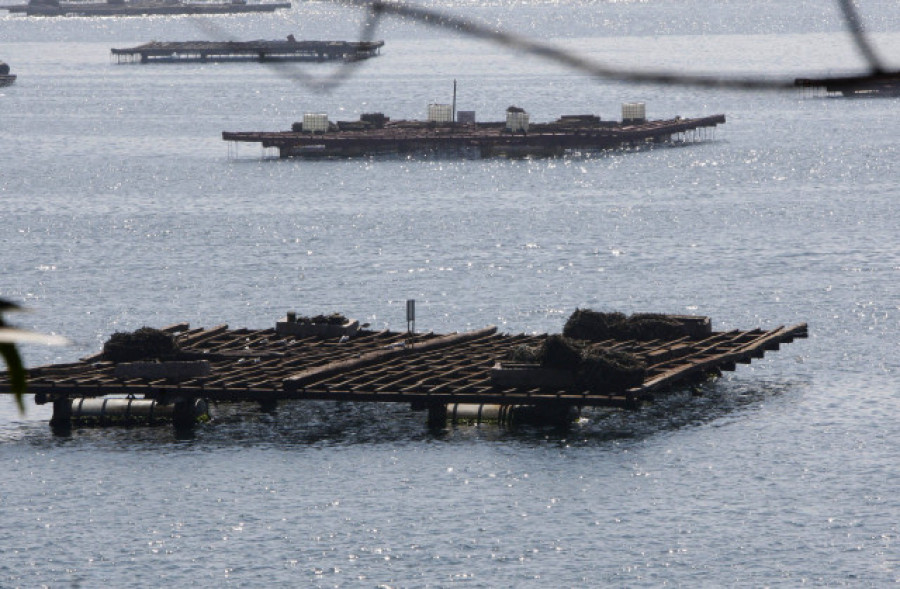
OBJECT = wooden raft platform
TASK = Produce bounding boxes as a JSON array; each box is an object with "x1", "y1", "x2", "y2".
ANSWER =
[
  {"x1": 222, "y1": 114, "x2": 726, "y2": 159},
  {"x1": 111, "y1": 39, "x2": 385, "y2": 64},
  {"x1": 17, "y1": 319, "x2": 807, "y2": 415},
  {"x1": 4, "y1": 0, "x2": 291, "y2": 16}
]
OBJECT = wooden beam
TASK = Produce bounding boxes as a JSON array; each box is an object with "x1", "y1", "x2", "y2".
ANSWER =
[{"x1": 283, "y1": 327, "x2": 497, "y2": 392}]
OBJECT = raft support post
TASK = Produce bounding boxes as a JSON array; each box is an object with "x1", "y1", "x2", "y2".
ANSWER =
[
  {"x1": 50, "y1": 396, "x2": 72, "y2": 435},
  {"x1": 426, "y1": 402, "x2": 447, "y2": 430}
]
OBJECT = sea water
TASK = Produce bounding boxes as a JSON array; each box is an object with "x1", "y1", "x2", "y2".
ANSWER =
[{"x1": 1, "y1": 1, "x2": 899, "y2": 585}]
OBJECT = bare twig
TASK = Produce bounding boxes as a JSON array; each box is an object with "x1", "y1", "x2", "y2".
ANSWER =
[{"x1": 191, "y1": 0, "x2": 893, "y2": 94}]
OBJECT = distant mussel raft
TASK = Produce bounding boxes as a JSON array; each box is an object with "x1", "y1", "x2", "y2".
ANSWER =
[
  {"x1": 223, "y1": 102, "x2": 725, "y2": 159},
  {"x1": 3, "y1": 0, "x2": 291, "y2": 16},
  {"x1": 111, "y1": 39, "x2": 384, "y2": 64}
]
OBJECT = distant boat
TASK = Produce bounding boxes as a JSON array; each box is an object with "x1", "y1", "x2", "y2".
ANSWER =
[
  {"x1": 0, "y1": 61, "x2": 16, "y2": 87},
  {"x1": 3, "y1": 0, "x2": 291, "y2": 17}
]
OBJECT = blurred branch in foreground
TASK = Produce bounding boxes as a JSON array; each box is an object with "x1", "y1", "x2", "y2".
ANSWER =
[{"x1": 1, "y1": 299, "x2": 69, "y2": 414}]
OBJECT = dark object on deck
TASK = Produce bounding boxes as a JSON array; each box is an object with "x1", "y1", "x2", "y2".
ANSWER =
[
  {"x1": 505, "y1": 334, "x2": 647, "y2": 393},
  {"x1": 579, "y1": 347, "x2": 647, "y2": 393},
  {"x1": 540, "y1": 334, "x2": 584, "y2": 370},
  {"x1": 223, "y1": 109, "x2": 725, "y2": 159},
  {"x1": 111, "y1": 39, "x2": 384, "y2": 64},
  {"x1": 2, "y1": 312, "x2": 808, "y2": 433},
  {"x1": 563, "y1": 309, "x2": 711, "y2": 341},
  {"x1": 0, "y1": 61, "x2": 16, "y2": 87},
  {"x1": 795, "y1": 70, "x2": 900, "y2": 97},
  {"x1": 102, "y1": 327, "x2": 179, "y2": 362},
  {"x1": 4, "y1": 0, "x2": 291, "y2": 16},
  {"x1": 360, "y1": 112, "x2": 389, "y2": 128},
  {"x1": 305, "y1": 313, "x2": 348, "y2": 326},
  {"x1": 275, "y1": 312, "x2": 360, "y2": 338}
]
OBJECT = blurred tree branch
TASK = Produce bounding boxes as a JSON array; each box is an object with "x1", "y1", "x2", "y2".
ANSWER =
[{"x1": 1, "y1": 298, "x2": 68, "y2": 414}]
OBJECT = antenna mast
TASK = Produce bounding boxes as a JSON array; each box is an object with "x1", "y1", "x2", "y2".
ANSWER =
[{"x1": 452, "y1": 79, "x2": 457, "y2": 125}]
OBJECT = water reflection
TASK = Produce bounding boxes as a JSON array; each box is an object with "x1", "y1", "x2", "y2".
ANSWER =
[{"x1": 9, "y1": 378, "x2": 809, "y2": 451}]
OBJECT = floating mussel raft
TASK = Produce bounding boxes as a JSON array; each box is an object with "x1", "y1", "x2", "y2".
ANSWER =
[
  {"x1": 4, "y1": 0, "x2": 291, "y2": 17},
  {"x1": 3, "y1": 309, "x2": 806, "y2": 432},
  {"x1": 111, "y1": 39, "x2": 384, "y2": 64},
  {"x1": 223, "y1": 103, "x2": 726, "y2": 159}
]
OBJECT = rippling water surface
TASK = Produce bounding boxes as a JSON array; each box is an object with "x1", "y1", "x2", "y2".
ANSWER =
[{"x1": 2, "y1": 1, "x2": 899, "y2": 585}]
